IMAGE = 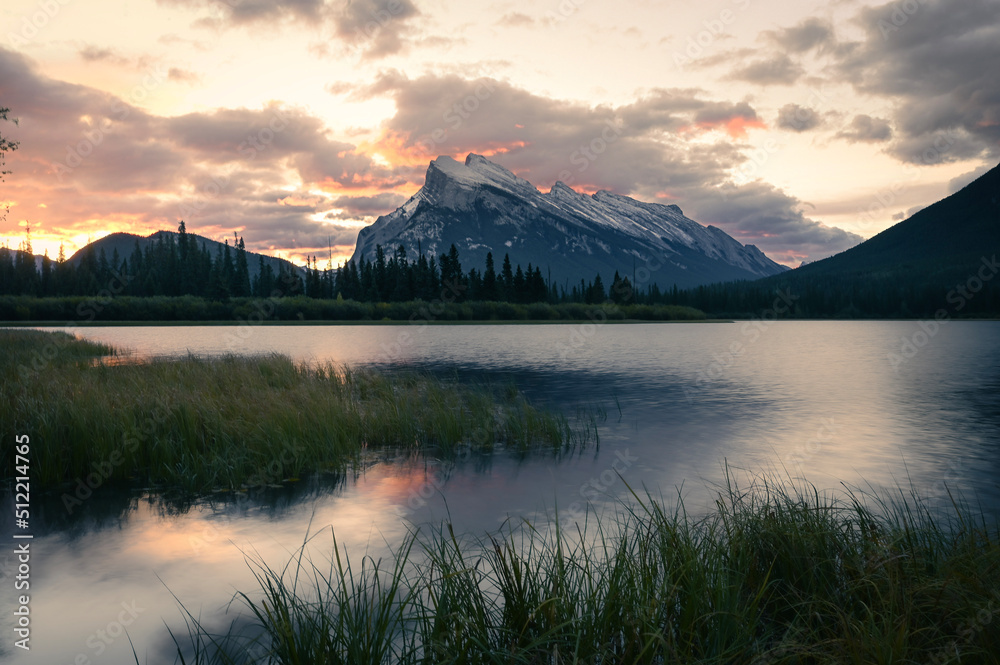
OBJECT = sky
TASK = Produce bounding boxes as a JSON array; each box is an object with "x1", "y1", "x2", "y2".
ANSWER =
[{"x1": 0, "y1": 0, "x2": 997, "y2": 268}]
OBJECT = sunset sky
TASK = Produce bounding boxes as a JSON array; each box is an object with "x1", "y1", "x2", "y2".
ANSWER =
[{"x1": 1, "y1": 0, "x2": 997, "y2": 267}]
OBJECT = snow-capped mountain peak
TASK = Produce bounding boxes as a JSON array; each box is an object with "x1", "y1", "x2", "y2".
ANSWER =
[{"x1": 353, "y1": 154, "x2": 788, "y2": 289}]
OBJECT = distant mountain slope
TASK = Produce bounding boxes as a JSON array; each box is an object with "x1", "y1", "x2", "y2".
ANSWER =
[
  {"x1": 687, "y1": 161, "x2": 1000, "y2": 318},
  {"x1": 353, "y1": 154, "x2": 787, "y2": 290},
  {"x1": 68, "y1": 230, "x2": 305, "y2": 280},
  {"x1": 792, "y1": 161, "x2": 1000, "y2": 280}
]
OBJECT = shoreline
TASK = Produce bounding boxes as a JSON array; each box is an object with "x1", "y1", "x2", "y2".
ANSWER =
[{"x1": 0, "y1": 318, "x2": 734, "y2": 326}]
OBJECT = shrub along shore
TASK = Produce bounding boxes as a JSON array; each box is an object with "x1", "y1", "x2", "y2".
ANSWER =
[
  {"x1": 0, "y1": 329, "x2": 591, "y2": 492},
  {"x1": 0, "y1": 295, "x2": 706, "y2": 323},
  {"x1": 175, "y1": 473, "x2": 1000, "y2": 664}
]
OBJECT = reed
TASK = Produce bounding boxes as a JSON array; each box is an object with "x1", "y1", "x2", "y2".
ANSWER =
[
  {"x1": 174, "y1": 471, "x2": 1000, "y2": 664},
  {"x1": 0, "y1": 329, "x2": 590, "y2": 491}
]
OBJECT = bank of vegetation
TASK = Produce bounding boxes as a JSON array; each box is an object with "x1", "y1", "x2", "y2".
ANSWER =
[
  {"x1": 174, "y1": 473, "x2": 1000, "y2": 664},
  {"x1": 0, "y1": 329, "x2": 591, "y2": 492}
]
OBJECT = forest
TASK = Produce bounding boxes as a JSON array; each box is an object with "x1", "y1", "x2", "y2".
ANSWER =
[{"x1": 1, "y1": 222, "x2": 997, "y2": 320}]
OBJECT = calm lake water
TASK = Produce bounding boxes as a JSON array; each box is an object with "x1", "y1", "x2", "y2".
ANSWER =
[{"x1": 3, "y1": 321, "x2": 999, "y2": 664}]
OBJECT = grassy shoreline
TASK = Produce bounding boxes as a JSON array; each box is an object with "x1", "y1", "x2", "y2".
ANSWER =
[
  {"x1": 0, "y1": 295, "x2": 707, "y2": 323},
  {"x1": 0, "y1": 329, "x2": 592, "y2": 492},
  {"x1": 175, "y1": 472, "x2": 1000, "y2": 664},
  {"x1": 1, "y1": 318, "x2": 731, "y2": 326}
]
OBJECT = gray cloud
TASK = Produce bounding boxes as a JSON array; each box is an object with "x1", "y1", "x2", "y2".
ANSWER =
[
  {"x1": 363, "y1": 72, "x2": 859, "y2": 262},
  {"x1": 157, "y1": 0, "x2": 326, "y2": 24},
  {"x1": 776, "y1": 104, "x2": 822, "y2": 132},
  {"x1": 331, "y1": 192, "x2": 407, "y2": 215},
  {"x1": 836, "y1": 114, "x2": 892, "y2": 143},
  {"x1": 766, "y1": 17, "x2": 834, "y2": 53},
  {"x1": 157, "y1": 0, "x2": 422, "y2": 58},
  {"x1": 948, "y1": 163, "x2": 994, "y2": 194},
  {"x1": 729, "y1": 53, "x2": 803, "y2": 86},
  {"x1": 78, "y1": 45, "x2": 128, "y2": 64},
  {"x1": 332, "y1": 0, "x2": 421, "y2": 58},
  {"x1": 497, "y1": 12, "x2": 534, "y2": 28},
  {"x1": 168, "y1": 67, "x2": 201, "y2": 84},
  {"x1": 0, "y1": 47, "x2": 384, "y2": 257},
  {"x1": 838, "y1": 0, "x2": 1000, "y2": 163},
  {"x1": 687, "y1": 181, "x2": 863, "y2": 263}
]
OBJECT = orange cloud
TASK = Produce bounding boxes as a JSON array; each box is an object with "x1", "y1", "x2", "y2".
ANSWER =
[{"x1": 681, "y1": 116, "x2": 767, "y2": 140}]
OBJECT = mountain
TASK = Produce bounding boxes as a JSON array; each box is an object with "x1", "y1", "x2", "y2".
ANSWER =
[
  {"x1": 352, "y1": 154, "x2": 787, "y2": 290},
  {"x1": 67, "y1": 230, "x2": 305, "y2": 281},
  {"x1": 687, "y1": 161, "x2": 1000, "y2": 318},
  {"x1": 788, "y1": 161, "x2": 1000, "y2": 281}
]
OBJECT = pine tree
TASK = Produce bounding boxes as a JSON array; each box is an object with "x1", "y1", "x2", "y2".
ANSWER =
[
  {"x1": 501, "y1": 253, "x2": 514, "y2": 301},
  {"x1": 482, "y1": 251, "x2": 498, "y2": 301}
]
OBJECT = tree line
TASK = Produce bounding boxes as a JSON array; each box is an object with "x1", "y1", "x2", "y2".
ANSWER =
[
  {"x1": 0, "y1": 223, "x2": 639, "y2": 306},
  {"x1": 2, "y1": 223, "x2": 996, "y2": 318}
]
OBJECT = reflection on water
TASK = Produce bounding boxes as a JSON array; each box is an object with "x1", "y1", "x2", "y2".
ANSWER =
[{"x1": 2, "y1": 321, "x2": 999, "y2": 664}]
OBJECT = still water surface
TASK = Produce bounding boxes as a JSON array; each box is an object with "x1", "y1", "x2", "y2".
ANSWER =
[{"x1": 3, "y1": 321, "x2": 999, "y2": 664}]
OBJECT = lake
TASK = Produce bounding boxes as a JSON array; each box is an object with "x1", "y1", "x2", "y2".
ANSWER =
[{"x1": 3, "y1": 321, "x2": 999, "y2": 664}]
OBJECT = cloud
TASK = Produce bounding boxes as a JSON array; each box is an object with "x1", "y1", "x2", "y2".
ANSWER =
[
  {"x1": 836, "y1": 114, "x2": 892, "y2": 143},
  {"x1": 168, "y1": 67, "x2": 201, "y2": 84},
  {"x1": 766, "y1": 17, "x2": 835, "y2": 53},
  {"x1": 837, "y1": 0, "x2": 1000, "y2": 163},
  {"x1": 685, "y1": 181, "x2": 863, "y2": 264},
  {"x1": 331, "y1": 192, "x2": 407, "y2": 215},
  {"x1": 157, "y1": 0, "x2": 422, "y2": 58},
  {"x1": 329, "y1": 0, "x2": 421, "y2": 58},
  {"x1": 0, "y1": 47, "x2": 384, "y2": 259},
  {"x1": 0, "y1": 48, "x2": 862, "y2": 265},
  {"x1": 497, "y1": 12, "x2": 534, "y2": 28},
  {"x1": 157, "y1": 0, "x2": 327, "y2": 25},
  {"x1": 948, "y1": 163, "x2": 994, "y2": 194},
  {"x1": 776, "y1": 104, "x2": 822, "y2": 132},
  {"x1": 78, "y1": 45, "x2": 128, "y2": 65},
  {"x1": 361, "y1": 72, "x2": 857, "y2": 263},
  {"x1": 729, "y1": 54, "x2": 804, "y2": 86}
]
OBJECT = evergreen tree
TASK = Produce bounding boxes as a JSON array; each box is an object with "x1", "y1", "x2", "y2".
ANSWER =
[
  {"x1": 482, "y1": 251, "x2": 498, "y2": 301},
  {"x1": 501, "y1": 253, "x2": 514, "y2": 301},
  {"x1": 234, "y1": 235, "x2": 251, "y2": 297}
]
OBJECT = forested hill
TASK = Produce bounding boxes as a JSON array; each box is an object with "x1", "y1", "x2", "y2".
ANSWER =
[
  {"x1": 795, "y1": 161, "x2": 1000, "y2": 279},
  {"x1": 0, "y1": 225, "x2": 306, "y2": 299},
  {"x1": 668, "y1": 162, "x2": 1000, "y2": 318}
]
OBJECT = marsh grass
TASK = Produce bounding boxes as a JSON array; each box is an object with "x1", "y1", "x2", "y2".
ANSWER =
[
  {"x1": 0, "y1": 329, "x2": 591, "y2": 491},
  {"x1": 174, "y1": 471, "x2": 1000, "y2": 664}
]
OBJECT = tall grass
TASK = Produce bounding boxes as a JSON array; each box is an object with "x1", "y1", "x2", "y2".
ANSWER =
[
  {"x1": 0, "y1": 329, "x2": 591, "y2": 491},
  {"x1": 0, "y1": 295, "x2": 708, "y2": 323},
  {"x1": 174, "y1": 471, "x2": 1000, "y2": 664}
]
